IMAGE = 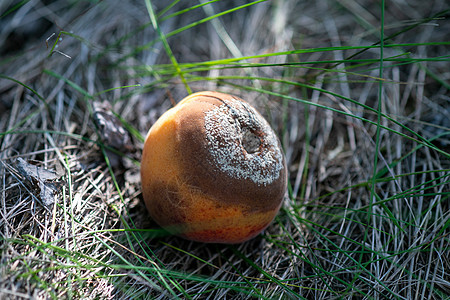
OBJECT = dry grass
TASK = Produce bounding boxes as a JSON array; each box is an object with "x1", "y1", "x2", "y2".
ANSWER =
[{"x1": 0, "y1": 0, "x2": 449, "y2": 299}]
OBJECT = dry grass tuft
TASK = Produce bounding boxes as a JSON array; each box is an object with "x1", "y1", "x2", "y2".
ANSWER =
[{"x1": 1, "y1": 0, "x2": 449, "y2": 299}]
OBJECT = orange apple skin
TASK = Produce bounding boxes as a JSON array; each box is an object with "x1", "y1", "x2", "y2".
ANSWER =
[{"x1": 140, "y1": 92, "x2": 287, "y2": 244}]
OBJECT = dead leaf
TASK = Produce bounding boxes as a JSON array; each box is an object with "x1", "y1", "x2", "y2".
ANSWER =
[
  {"x1": 16, "y1": 158, "x2": 63, "y2": 206},
  {"x1": 93, "y1": 101, "x2": 134, "y2": 153}
]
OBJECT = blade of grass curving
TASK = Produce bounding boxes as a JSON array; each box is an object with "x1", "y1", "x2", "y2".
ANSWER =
[
  {"x1": 46, "y1": 31, "x2": 98, "y2": 58},
  {"x1": 0, "y1": 0, "x2": 31, "y2": 18},
  {"x1": 222, "y1": 256, "x2": 268, "y2": 299},
  {"x1": 421, "y1": 63, "x2": 450, "y2": 90},
  {"x1": 157, "y1": 243, "x2": 262, "y2": 296},
  {"x1": 111, "y1": 111, "x2": 145, "y2": 143},
  {"x1": 377, "y1": 197, "x2": 406, "y2": 234},
  {"x1": 0, "y1": 74, "x2": 49, "y2": 109},
  {"x1": 94, "y1": 84, "x2": 141, "y2": 97},
  {"x1": 159, "y1": 241, "x2": 221, "y2": 271},
  {"x1": 0, "y1": 109, "x2": 41, "y2": 140},
  {"x1": 158, "y1": 0, "x2": 221, "y2": 21},
  {"x1": 229, "y1": 246, "x2": 305, "y2": 299},
  {"x1": 155, "y1": 0, "x2": 180, "y2": 19},
  {"x1": 115, "y1": 0, "x2": 268, "y2": 65},
  {"x1": 43, "y1": 69, "x2": 92, "y2": 99},
  {"x1": 145, "y1": 0, "x2": 191, "y2": 94}
]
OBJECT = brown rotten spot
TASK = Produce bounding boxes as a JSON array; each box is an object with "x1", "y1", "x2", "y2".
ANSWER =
[{"x1": 140, "y1": 91, "x2": 287, "y2": 243}]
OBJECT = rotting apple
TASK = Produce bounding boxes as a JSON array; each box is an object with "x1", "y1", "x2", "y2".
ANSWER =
[{"x1": 140, "y1": 91, "x2": 287, "y2": 243}]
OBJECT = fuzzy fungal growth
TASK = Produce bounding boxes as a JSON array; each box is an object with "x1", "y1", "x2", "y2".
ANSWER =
[{"x1": 204, "y1": 97, "x2": 284, "y2": 186}]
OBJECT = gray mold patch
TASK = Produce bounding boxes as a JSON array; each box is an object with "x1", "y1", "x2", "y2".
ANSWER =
[{"x1": 204, "y1": 98, "x2": 283, "y2": 186}]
